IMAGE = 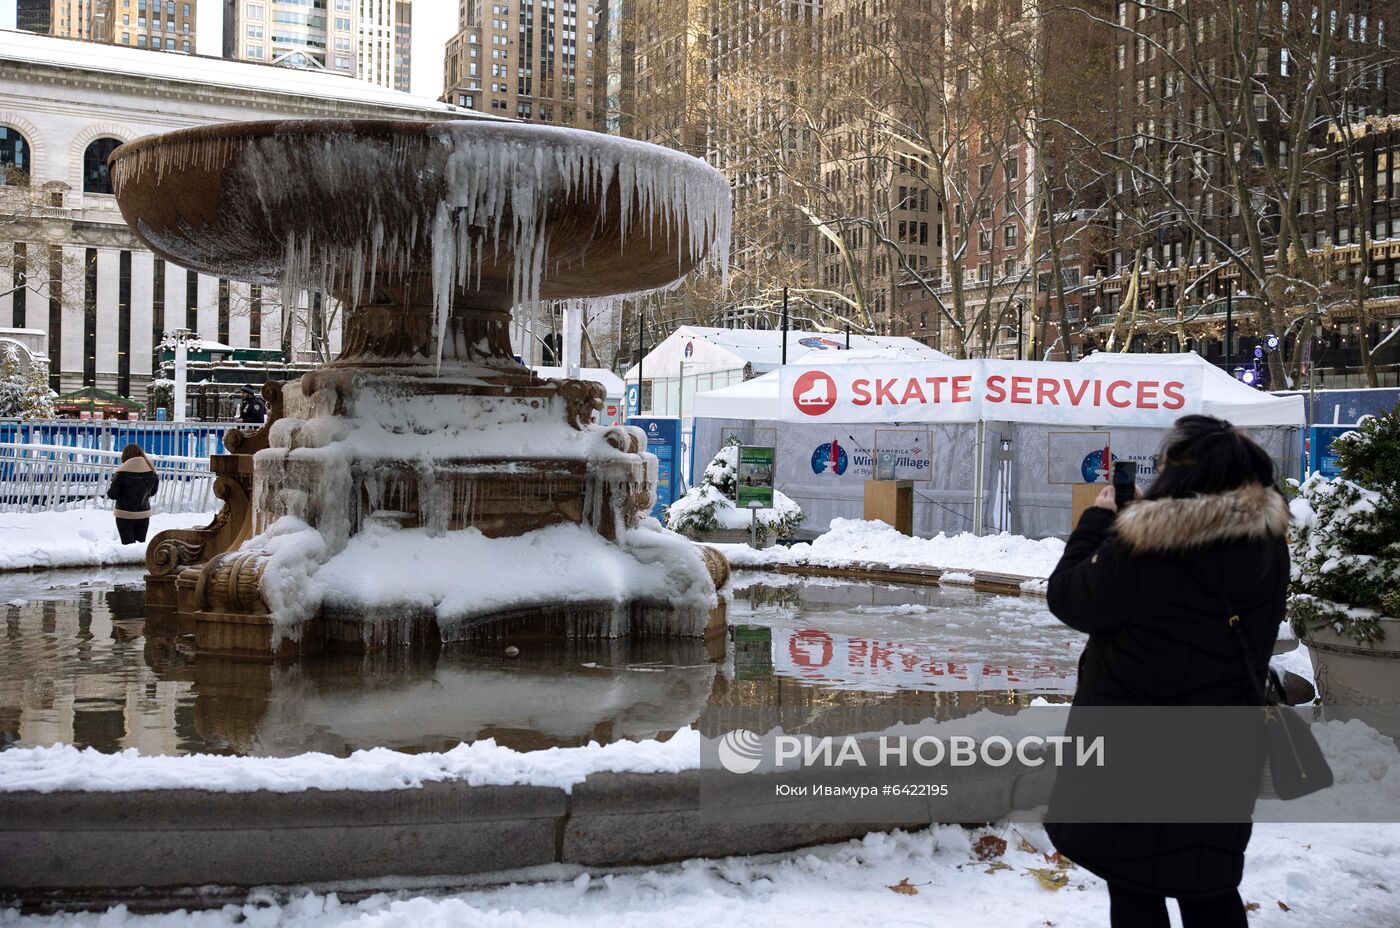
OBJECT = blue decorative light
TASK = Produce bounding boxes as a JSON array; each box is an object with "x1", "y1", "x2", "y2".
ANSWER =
[{"x1": 1265, "y1": 334, "x2": 1281, "y2": 351}]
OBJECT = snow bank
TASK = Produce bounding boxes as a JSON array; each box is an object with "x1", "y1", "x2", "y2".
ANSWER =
[
  {"x1": 716, "y1": 518, "x2": 1066, "y2": 579},
  {"x1": 0, "y1": 510, "x2": 218, "y2": 572},
  {"x1": 0, "y1": 729, "x2": 702, "y2": 795}
]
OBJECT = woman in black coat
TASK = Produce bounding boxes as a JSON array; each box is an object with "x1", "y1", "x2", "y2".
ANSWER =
[
  {"x1": 1044, "y1": 415, "x2": 1290, "y2": 928},
  {"x1": 106, "y1": 443, "x2": 160, "y2": 544}
]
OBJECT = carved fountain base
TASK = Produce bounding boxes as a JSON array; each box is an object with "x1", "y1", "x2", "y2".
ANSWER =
[{"x1": 145, "y1": 371, "x2": 730, "y2": 661}]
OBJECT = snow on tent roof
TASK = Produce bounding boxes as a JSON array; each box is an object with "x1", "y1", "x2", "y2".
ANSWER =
[
  {"x1": 624, "y1": 325, "x2": 949, "y2": 381},
  {"x1": 0, "y1": 30, "x2": 509, "y2": 119},
  {"x1": 1078, "y1": 351, "x2": 1305, "y2": 427}
]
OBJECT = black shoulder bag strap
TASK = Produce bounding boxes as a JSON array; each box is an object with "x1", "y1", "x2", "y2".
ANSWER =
[{"x1": 1222, "y1": 595, "x2": 1333, "y2": 800}]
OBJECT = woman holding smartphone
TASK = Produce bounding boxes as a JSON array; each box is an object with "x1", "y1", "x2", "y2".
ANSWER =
[{"x1": 1044, "y1": 415, "x2": 1290, "y2": 928}]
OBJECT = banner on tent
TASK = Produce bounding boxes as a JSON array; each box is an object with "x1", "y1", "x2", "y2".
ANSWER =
[{"x1": 778, "y1": 360, "x2": 1203, "y2": 427}]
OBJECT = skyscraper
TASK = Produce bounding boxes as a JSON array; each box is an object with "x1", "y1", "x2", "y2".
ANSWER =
[
  {"x1": 441, "y1": 1, "x2": 599, "y2": 127},
  {"x1": 18, "y1": 0, "x2": 198, "y2": 54},
  {"x1": 222, "y1": 0, "x2": 411, "y2": 89}
]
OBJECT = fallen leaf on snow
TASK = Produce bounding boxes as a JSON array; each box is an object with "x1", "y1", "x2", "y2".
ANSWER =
[
  {"x1": 1025, "y1": 867, "x2": 1070, "y2": 891},
  {"x1": 974, "y1": 835, "x2": 1008, "y2": 861},
  {"x1": 1245, "y1": 901, "x2": 1261, "y2": 912},
  {"x1": 1278, "y1": 900, "x2": 1292, "y2": 912},
  {"x1": 888, "y1": 878, "x2": 919, "y2": 896},
  {"x1": 986, "y1": 861, "x2": 1013, "y2": 874},
  {"x1": 1043, "y1": 851, "x2": 1075, "y2": 870}
]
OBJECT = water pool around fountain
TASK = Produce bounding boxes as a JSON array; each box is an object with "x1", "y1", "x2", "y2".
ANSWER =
[{"x1": 0, "y1": 570, "x2": 1075, "y2": 758}]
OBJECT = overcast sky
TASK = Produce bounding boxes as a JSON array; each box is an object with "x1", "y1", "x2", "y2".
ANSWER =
[
  {"x1": 410, "y1": 0, "x2": 459, "y2": 99},
  {"x1": 0, "y1": 0, "x2": 459, "y2": 101}
]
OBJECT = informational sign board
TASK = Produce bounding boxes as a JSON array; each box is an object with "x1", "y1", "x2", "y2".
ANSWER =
[
  {"x1": 1047, "y1": 431, "x2": 1114, "y2": 485},
  {"x1": 736, "y1": 445, "x2": 776, "y2": 507},
  {"x1": 632, "y1": 417, "x2": 682, "y2": 518},
  {"x1": 625, "y1": 383, "x2": 640, "y2": 417},
  {"x1": 1309, "y1": 424, "x2": 1357, "y2": 478},
  {"x1": 779, "y1": 360, "x2": 1203, "y2": 427},
  {"x1": 872, "y1": 428, "x2": 932, "y2": 481}
]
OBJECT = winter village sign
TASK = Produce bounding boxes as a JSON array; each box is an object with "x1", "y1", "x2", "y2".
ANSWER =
[{"x1": 779, "y1": 360, "x2": 1204, "y2": 427}]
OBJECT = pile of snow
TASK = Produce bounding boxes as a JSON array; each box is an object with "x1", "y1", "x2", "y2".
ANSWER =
[
  {"x1": 0, "y1": 510, "x2": 217, "y2": 572},
  {"x1": 0, "y1": 729, "x2": 702, "y2": 795},
  {"x1": 717, "y1": 518, "x2": 1066, "y2": 579}
]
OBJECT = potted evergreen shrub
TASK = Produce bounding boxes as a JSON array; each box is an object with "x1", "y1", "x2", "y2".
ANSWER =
[
  {"x1": 667, "y1": 440, "x2": 803, "y2": 548},
  {"x1": 1289, "y1": 408, "x2": 1400, "y2": 705}
]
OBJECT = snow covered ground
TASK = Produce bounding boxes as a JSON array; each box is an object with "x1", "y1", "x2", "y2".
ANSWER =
[
  {"x1": 0, "y1": 729, "x2": 701, "y2": 795},
  {"x1": 1, "y1": 821, "x2": 1394, "y2": 927},
  {"x1": 0, "y1": 510, "x2": 217, "y2": 572},
  {"x1": 716, "y1": 518, "x2": 1066, "y2": 579}
]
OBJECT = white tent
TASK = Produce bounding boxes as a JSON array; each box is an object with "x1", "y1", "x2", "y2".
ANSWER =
[
  {"x1": 1079, "y1": 352, "x2": 1305, "y2": 427},
  {"x1": 622, "y1": 326, "x2": 949, "y2": 382}
]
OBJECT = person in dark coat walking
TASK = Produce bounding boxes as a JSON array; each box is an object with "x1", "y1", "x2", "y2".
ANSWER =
[
  {"x1": 106, "y1": 443, "x2": 160, "y2": 544},
  {"x1": 237, "y1": 385, "x2": 267, "y2": 424},
  {"x1": 1044, "y1": 415, "x2": 1290, "y2": 928}
]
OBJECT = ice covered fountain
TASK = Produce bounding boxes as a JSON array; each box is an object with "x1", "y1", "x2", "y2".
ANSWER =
[{"x1": 110, "y1": 119, "x2": 733, "y2": 657}]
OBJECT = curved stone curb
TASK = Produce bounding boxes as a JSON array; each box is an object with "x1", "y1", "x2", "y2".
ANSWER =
[
  {"x1": 0, "y1": 762, "x2": 1053, "y2": 903},
  {"x1": 736, "y1": 562, "x2": 1045, "y2": 596}
]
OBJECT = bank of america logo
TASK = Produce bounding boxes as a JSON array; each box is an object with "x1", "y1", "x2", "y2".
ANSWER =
[{"x1": 716, "y1": 729, "x2": 765, "y2": 774}]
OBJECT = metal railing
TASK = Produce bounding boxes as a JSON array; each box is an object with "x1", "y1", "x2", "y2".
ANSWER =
[
  {"x1": 0, "y1": 420, "x2": 238, "y2": 458},
  {"x1": 0, "y1": 442, "x2": 216, "y2": 515}
]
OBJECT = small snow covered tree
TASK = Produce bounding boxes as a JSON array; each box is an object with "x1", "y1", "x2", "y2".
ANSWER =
[
  {"x1": 19, "y1": 357, "x2": 54, "y2": 420},
  {"x1": 667, "y1": 439, "x2": 804, "y2": 545},
  {"x1": 0, "y1": 343, "x2": 25, "y2": 417},
  {"x1": 1290, "y1": 409, "x2": 1400, "y2": 644}
]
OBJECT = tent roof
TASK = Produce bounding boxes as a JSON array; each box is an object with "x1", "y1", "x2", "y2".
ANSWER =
[
  {"x1": 693, "y1": 352, "x2": 1306, "y2": 426},
  {"x1": 1078, "y1": 351, "x2": 1305, "y2": 426},
  {"x1": 55, "y1": 386, "x2": 137, "y2": 407},
  {"x1": 623, "y1": 326, "x2": 949, "y2": 381}
]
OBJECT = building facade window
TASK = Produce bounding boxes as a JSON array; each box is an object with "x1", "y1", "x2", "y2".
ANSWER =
[
  {"x1": 0, "y1": 126, "x2": 30, "y2": 185},
  {"x1": 83, "y1": 138, "x2": 122, "y2": 195}
]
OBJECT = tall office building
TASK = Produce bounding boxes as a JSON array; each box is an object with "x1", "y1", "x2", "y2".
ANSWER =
[
  {"x1": 223, "y1": 0, "x2": 410, "y2": 89},
  {"x1": 441, "y1": 0, "x2": 599, "y2": 126},
  {"x1": 18, "y1": 0, "x2": 198, "y2": 53}
]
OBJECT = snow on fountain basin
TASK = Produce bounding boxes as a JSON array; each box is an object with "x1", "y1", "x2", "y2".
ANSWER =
[{"x1": 242, "y1": 373, "x2": 717, "y2": 638}]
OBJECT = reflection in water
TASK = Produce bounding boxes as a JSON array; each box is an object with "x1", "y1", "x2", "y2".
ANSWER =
[{"x1": 0, "y1": 570, "x2": 1078, "y2": 757}]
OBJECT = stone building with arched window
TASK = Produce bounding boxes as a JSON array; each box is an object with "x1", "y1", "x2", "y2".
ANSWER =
[{"x1": 0, "y1": 29, "x2": 497, "y2": 404}]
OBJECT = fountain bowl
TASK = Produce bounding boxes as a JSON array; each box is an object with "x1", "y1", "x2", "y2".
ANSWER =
[{"x1": 109, "y1": 119, "x2": 732, "y2": 312}]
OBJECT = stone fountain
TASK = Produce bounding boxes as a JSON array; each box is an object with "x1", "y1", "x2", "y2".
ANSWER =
[{"x1": 111, "y1": 119, "x2": 733, "y2": 658}]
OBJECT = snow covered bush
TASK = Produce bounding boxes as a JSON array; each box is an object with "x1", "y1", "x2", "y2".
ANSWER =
[
  {"x1": 1290, "y1": 409, "x2": 1400, "y2": 645},
  {"x1": 0, "y1": 343, "x2": 55, "y2": 419},
  {"x1": 667, "y1": 441, "x2": 803, "y2": 545}
]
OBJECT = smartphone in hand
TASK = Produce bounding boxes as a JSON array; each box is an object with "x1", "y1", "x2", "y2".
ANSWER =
[{"x1": 1112, "y1": 461, "x2": 1139, "y2": 508}]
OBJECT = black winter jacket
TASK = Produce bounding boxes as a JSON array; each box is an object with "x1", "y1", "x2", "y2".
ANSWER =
[
  {"x1": 1043, "y1": 483, "x2": 1290, "y2": 898},
  {"x1": 106, "y1": 455, "x2": 159, "y2": 519}
]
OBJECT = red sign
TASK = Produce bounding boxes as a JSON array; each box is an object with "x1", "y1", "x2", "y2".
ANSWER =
[
  {"x1": 791, "y1": 369, "x2": 838, "y2": 417},
  {"x1": 781, "y1": 360, "x2": 1203, "y2": 426}
]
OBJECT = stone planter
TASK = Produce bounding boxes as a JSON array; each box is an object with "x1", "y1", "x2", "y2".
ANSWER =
[
  {"x1": 1300, "y1": 616, "x2": 1400, "y2": 707},
  {"x1": 689, "y1": 528, "x2": 776, "y2": 549}
]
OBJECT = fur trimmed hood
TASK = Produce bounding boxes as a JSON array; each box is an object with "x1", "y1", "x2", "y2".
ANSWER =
[
  {"x1": 115, "y1": 455, "x2": 153, "y2": 474},
  {"x1": 1113, "y1": 483, "x2": 1290, "y2": 554}
]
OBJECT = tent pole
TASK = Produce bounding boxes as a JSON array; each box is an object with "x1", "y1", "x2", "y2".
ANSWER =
[{"x1": 972, "y1": 419, "x2": 986, "y2": 537}]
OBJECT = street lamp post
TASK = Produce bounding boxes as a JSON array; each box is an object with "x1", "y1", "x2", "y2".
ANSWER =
[{"x1": 1224, "y1": 277, "x2": 1234, "y2": 372}]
